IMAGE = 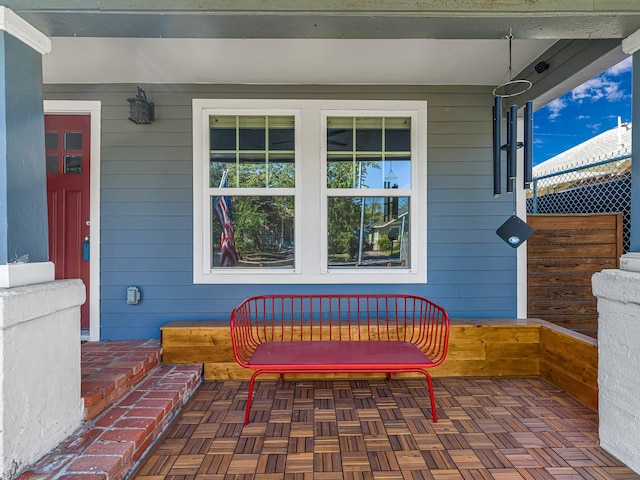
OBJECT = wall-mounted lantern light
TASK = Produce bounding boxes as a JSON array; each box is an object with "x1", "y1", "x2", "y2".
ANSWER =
[{"x1": 127, "y1": 87, "x2": 155, "y2": 124}]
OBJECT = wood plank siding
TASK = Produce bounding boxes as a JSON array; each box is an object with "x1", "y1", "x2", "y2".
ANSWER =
[
  {"x1": 527, "y1": 213, "x2": 623, "y2": 338},
  {"x1": 44, "y1": 84, "x2": 518, "y2": 340}
]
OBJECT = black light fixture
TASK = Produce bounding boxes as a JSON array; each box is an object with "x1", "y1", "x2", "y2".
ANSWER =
[
  {"x1": 534, "y1": 61, "x2": 550, "y2": 74},
  {"x1": 496, "y1": 215, "x2": 535, "y2": 248},
  {"x1": 127, "y1": 87, "x2": 155, "y2": 124}
]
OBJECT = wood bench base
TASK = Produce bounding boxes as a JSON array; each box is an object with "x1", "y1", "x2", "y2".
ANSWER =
[{"x1": 161, "y1": 318, "x2": 598, "y2": 411}]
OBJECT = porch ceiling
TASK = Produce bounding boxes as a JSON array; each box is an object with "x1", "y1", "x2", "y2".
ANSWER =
[{"x1": 7, "y1": 1, "x2": 640, "y2": 102}]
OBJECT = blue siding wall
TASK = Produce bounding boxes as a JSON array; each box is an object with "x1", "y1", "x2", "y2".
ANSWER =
[
  {"x1": 0, "y1": 32, "x2": 49, "y2": 264},
  {"x1": 44, "y1": 85, "x2": 517, "y2": 340}
]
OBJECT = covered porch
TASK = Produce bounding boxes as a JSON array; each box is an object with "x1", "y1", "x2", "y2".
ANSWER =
[{"x1": 3, "y1": 2, "x2": 640, "y2": 479}]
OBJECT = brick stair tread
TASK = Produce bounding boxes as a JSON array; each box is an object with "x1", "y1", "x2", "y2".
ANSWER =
[
  {"x1": 81, "y1": 340, "x2": 162, "y2": 420},
  {"x1": 18, "y1": 364, "x2": 202, "y2": 480}
]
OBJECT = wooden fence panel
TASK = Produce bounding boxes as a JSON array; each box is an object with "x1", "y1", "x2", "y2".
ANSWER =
[{"x1": 527, "y1": 213, "x2": 623, "y2": 338}]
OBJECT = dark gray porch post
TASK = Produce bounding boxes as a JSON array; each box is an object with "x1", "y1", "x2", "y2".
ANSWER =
[{"x1": 0, "y1": 7, "x2": 53, "y2": 287}]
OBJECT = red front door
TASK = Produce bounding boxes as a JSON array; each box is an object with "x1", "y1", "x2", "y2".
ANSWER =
[{"x1": 45, "y1": 115, "x2": 91, "y2": 329}]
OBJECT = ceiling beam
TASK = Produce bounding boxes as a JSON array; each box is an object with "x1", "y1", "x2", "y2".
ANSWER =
[
  {"x1": 5, "y1": 2, "x2": 640, "y2": 39},
  {"x1": 5, "y1": 0, "x2": 640, "y2": 15}
]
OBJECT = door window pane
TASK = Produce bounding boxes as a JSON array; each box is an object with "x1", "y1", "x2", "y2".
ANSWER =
[
  {"x1": 46, "y1": 155, "x2": 58, "y2": 173},
  {"x1": 45, "y1": 132, "x2": 59, "y2": 150},
  {"x1": 64, "y1": 132, "x2": 82, "y2": 150},
  {"x1": 64, "y1": 155, "x2": 82, "y2": 174}
]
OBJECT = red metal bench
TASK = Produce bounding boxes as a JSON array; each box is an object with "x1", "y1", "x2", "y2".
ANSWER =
[{"x1": 230, "y1": 294, "x2": 450, "y2": 424}]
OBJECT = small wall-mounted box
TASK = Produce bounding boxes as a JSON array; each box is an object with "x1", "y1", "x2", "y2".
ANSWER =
[{"x1": 126, "y1": 286, "x2": 141, "y2": 305}]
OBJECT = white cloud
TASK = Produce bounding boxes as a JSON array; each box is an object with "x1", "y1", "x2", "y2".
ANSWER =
[
  {"x1": 546, "y1": 98, "x2": 567, "y2": 119},
  {"x1": 604, "y1": 82, "x2": 625, "y2": 101},
  {"x1": 571, "y1": 77, "x2": 605, "y2": 101},
  {"x1": 576, "y1": 115, "x2": 590, "y2": 120},
  {"x1": 605, "y1": 57, "x2": 632, "y2": 76},
  {"x1": 570, "y1": 74, "x2": 626, "y2": 103}
]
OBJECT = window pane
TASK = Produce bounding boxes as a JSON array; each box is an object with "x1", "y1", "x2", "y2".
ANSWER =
[
  {"x1": 211, "y1": 195, "x2": 294, "y2": 268},
  {"x1": 268, "y1": 153, "x2": 295, "y2": 188},
  {"x1": 238, "y1": 116, "x2": 266, "y2": 150},
  {"x1": 355, "y1": 117, "x2": 382, "y2": 151},
  {"x1": 210, "y1": 115, "x2": 237, "y2": 150},
  {"x1": 327, "y1": 155, "x2": 356, "y2": 188},
  {"x1": 210, "y1": 154, "x2": 235, "y2": 188},
  {"x1": 327, "y1": 117, "x2": 353, "y2": 151},
  {"x1": 237, "y1": 153, "x2": 266, "y2": 187},
  {"x1": 327, "y1": 196, "x2": 409, "y2": 268},
  {"x1": 385, "y1": 117, "x2": 411, "y2": 150},
  {"x1": 382, "y1": 158, "x2": 411, "y2": 189},
  {"x1": 269, "y1": 117, "x2": 295, "y2": 150},
  {"x1": 327, "y1": 116, "x2": 412, "y2": 188}
]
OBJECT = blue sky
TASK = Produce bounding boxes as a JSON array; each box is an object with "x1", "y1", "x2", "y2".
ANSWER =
[{"x1": 533, "y1": 57, "x2": 633, "y2": 166}]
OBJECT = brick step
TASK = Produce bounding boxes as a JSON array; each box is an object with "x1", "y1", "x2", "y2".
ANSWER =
[
  {"x1": 18, "y1": 363, "x2": 202, "y2": 480},
  {"x1": 81, "y1": 340, "x2": 163, "y2": 421}
]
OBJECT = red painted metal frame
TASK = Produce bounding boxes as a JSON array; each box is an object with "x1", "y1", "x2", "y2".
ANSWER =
[{"x1": 230, "y1": 294, "x2": 450, "y2": 425}]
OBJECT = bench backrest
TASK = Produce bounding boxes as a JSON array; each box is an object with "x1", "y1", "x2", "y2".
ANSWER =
[{"x1": 231, "y1": 294, "x2": 449, "y2": 367}]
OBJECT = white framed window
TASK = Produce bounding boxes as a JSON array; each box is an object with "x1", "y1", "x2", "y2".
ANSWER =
[{"x1": 193, "y1": 99, "x2": 427, "y2": 284}]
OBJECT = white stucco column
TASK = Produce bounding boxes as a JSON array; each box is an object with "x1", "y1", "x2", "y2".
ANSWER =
[
  {"x1": 0, "y1": 280, "x2": 85, "y2": 479},
  {"x1": 593, "y1": 255, "x2": 640, "y2": 474}
]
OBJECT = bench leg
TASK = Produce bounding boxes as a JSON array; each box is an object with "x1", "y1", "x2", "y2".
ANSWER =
[
  {"x1": 425, "y1": 373, "x2": 437, "y2": 423},
  {"x1": 245, "y1": 371, "x2": 261, "y2": 425},
  {"x1": 387, "y1": 372, "x2": 392, "y2": 382}
]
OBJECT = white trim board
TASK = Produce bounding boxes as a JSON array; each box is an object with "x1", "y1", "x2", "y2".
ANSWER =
[
  {"x1": 0, "y1": 262, "x2": 55, "y2": 289},
  {"x1": 0, "y1": 7, "x2": 51, "y2": 54},
  {"x1": 44, "y1": 100, "x2": 102, "y2": 341}
]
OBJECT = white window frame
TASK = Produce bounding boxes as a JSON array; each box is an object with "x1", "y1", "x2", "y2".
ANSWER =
[{"x1": 193, "y1": 99, "x2": 427, "y2": 284}]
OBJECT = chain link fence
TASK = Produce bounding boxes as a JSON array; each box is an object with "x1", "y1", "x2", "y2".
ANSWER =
[{"x1": 526, "y1": 150, "x2": 632, "y2": 252}]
